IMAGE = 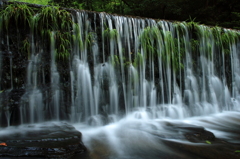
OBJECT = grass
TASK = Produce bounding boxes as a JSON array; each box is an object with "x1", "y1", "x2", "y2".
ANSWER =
[
  {"x1": 139, "y1": 25, "x2": 184, "y2": 72},
  {"x1": 35, "y1": 5, "x2": 72, "y2": 31},
  {"x1": 10, "y1": 0, "x2": 50, "y2": 5},
  {"x1": 34, "y1": 5, "x2": 72, "y2": 60},
  {"x1": 0, "y1": 2, "x2": 73, "y2": 60},
  {"x1": 0, "y1": 3, "x2": 34, "y2": 29},
  {"x1": 21, "y1": 37, "x2": 31, "y2": 58},
  {"x1": 103, "y1": 28, "x2": 118, "y2": 41}
]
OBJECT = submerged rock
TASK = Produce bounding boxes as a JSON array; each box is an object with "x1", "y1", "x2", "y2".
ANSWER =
[
  {"x1": 165, "y1": 122, "x2": 215, "y2": 142},
  {"x1": 0, "y1": 122, "x2": 87, "y2": 158}
]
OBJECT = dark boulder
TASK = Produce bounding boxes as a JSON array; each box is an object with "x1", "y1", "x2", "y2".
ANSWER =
[
  {"x1": 0, "y1": 122, "x2": 87, "y2": 158},
  {"x1": 173, "y1": 124, "x2": 215, "y2": 142}
]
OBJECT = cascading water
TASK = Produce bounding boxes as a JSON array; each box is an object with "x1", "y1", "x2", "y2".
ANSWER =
[
  {"x1": 0, "y1": 7, "x2": 240, "y2": 124},
  {"x1": 20, "y1": 53, "x2": 44, "y2": 123},
  {"x1": 1, "y1": 4, "x2": 240, "y2": 158}
]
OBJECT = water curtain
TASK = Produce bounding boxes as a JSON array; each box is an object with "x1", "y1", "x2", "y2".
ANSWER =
[{"x1": 0, "y1": 3, "x2": 240, "y2": 126}]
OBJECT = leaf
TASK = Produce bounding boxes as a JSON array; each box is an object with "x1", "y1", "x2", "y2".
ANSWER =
[
  {"x1": 205, "y1": 140, "x2": 211, "y2": 144},
  {"x1": 235, "y1": 150, "x2": 240, "y2": 153},
  {"x1": 0, "y1": 142, "x2": 7, "y2": 146}
]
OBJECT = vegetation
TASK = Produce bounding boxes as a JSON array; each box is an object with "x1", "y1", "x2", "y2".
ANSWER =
[
  {"x1": 53, "y1": 0, "x2": 240, "y2": 29},
  {"x1": 133, "y1": 53, "x2": 144, "y2": 67},
  {"x1": 0, "y1": 2, "x2": 73, "y2": 60},
  {"x1": 2, "y1": 1, "x2": 240, "y2": 69},
  {"x1": 103, "y1": 28, "x2": 118, "y2": 41},
  {"x1": 4, "y1": 1, "x2": 237, "y2": 71},
  {"x1": 21, "y1": 37, "x2": 31, "y2": 58},
  {"x1": 8, "y1": 0, "x2": 240, "y2": 29},
  {"x1": 0, "y1": 3, "x2": 34, "y2": 29},
  {"x1": 205, "y1": 140, "x2": 212, "y2": 144},
  {"x1": 138, "y1": 25, "x2": 185, "y2": 72},
  {"x1": 35, "y1": 5, "x2": 72, "y2": 59},
  {"x1": 10, "y1": 0, "x2": 49, "y2": 5}
]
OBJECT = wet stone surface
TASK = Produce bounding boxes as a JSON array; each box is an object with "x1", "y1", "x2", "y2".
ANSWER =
[{"x1": 0, "y1": 122, "x2": 87, "y2": 158}]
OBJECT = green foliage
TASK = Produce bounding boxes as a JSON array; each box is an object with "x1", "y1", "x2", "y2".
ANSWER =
[
  {"x1": 21, "y1": 37, "x2": 31, "y2": 59},
  {"x1": 193, "y1": 25, "x2": 213, "y2": 59},
  {"x1": 205, "y1": 140, "x2": 211, "y2": 144},
  {"x1": 35, "y1": 5, "x2": 72, "y2": 31},
  {"x1": 34, "y1": 5, "x2": 72, "y2": 60},
  {"x1": 0, "y1": 3, "x2": 73, "y2": 60},
  {"x1": 133, "y1": 53, "x2": 144, "y2": 67},
  {"x1": 164, "y1": 31, "x2": 184, "y2": 72},
  {"x1": 10, "y1": 0, "x2": 50, "y2": 5},
  {"x1": 72, "y1": 23, "x2": 96, "y2": 52},
  {"x1": 139, "y1": 26, "x2": 156, "y2": 55},
  {"x1": 124, "y1": 61, "x2": 132, "y2": 68},
  {"x1": 185, "y1": 17, "x2": 200, "y2": 31},
  {"x1": 72, "y1": 23, "x2": 83, "y2": 51},
  {"x1": 110, "y1": 55, "x2": 120, "y2": 67},
  {"x1": 50, "y1": 0, "x2": 125, "y2": 14},
  {"x1": 190, "y1": 39, "x2": 199, "y2": 54},
  {"x1": 49, "y1": 0, "x2": 79, "y2": 8},
  {"x1": 103, "y1": 28, "x2": 118, "y2": 41},
  {"x1": 86, "y1": 32, "x2": 95, "y2": 47},
  {"x1": 139, "y1": 25, "x2": 184, "y2": 72},
  {"x1": 12, "y1": 0, "x2": 240, "y2": 29},
  {"x1": 55, "y1": 31, "x2": 71, "y2": 60},
  {"x1": 220, "y1": 30, "x2": 240, "y2": 55},
  {"x1": 210, "y1": 26, "x2": 240, "y2": 55},
  {"x1": 235, "y1": 150, "x2": 240, "y2": 153},
  {"x1": 0, "y1": 3, "x2": 34, "y2": 29},
  {"x1": 186, "y1": 16, "x2": 199, "y2": 24},
  {"x1": 86, "y1": 0, "x2": 115, "y2": 12},
  {"x1": 2, "y1": 0, "x2": 240, "y2": 66}
]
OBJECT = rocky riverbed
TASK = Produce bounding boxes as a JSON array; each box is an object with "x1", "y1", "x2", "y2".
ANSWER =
[
  {"x1": 0, "y1": 112, "x2": 240, "y2": 159},
  {"x1": 0, "y1": 117, "x2": 240, "y2": 159}
]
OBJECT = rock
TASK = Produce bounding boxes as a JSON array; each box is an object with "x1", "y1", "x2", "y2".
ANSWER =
[
  {"x1": 162, "y1": 138, "x2": 240, "y2": 159},
  {"x1": 0, "y1": 122, "x2": 87, "y2": 158},
  {"x1": 158, "y1": 122, "x2": 240, "y2": 159},
  {"x1": 160, "y1": 121, "x2": 215, "y2": 142},
  {"x1": 173, "y1": 124, "x2": 215, "y2": 142}
]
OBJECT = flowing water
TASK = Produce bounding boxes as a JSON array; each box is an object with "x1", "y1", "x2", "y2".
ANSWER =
[
  {"x1": 1, "y1": 7, "x2": 240, "y2": 158},
  {"x1": 67, "y1": 13, "x2": 240, "y2": 158},
  {"x1": 16, "y1": 12, "x2": 240, "y2": 122},
  {"x1": 73, "y1": 111, "x2": 240, "y2": 159}
]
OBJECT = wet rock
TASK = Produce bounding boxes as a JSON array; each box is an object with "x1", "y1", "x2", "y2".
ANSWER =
[
  {"x1": 173, "y1": 124, "x2": 215, "y2": 142},
  {"x1": 183, "y1": 128, "x2": 215, "y2": 142},
  {"x1": 157, "y1": 122, "x2": 240, "y2": 159},
  {"x1": 0, "y1": 122, "x2": 87, "y2": 158},
  {"x1": 160, "y1": 122, "x2": 215, "y2": 142},
  {"x1": 163, "y1": 138, "x2": 240, "y2": 159}
]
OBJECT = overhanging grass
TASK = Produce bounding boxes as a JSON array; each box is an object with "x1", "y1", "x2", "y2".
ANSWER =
[{"x1": 10, "y1": 0, "x2": 50, "y2": 5}]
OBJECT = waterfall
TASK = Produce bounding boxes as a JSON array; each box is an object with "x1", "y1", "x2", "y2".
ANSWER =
[{"x1": 1, "y1": 5, "x2": 240, "y2": 126}]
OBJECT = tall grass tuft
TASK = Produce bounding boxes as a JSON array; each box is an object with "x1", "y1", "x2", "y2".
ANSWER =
[{"x1": 0, "y1": 3, "x2": 34, "y2": 29}]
